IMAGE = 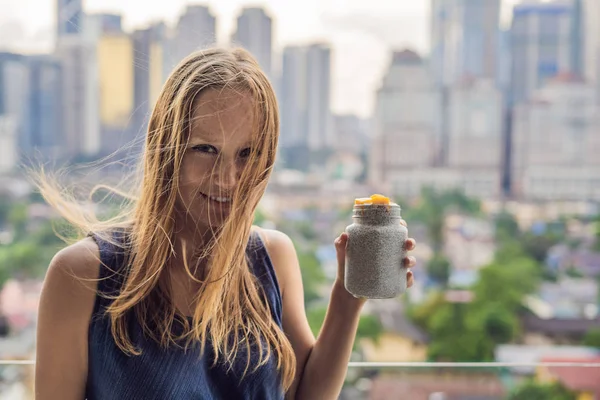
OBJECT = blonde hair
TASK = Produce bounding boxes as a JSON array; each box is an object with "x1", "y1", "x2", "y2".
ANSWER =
[{"x1": 36, "y1": 47, "x2": 296, "y2": 390}]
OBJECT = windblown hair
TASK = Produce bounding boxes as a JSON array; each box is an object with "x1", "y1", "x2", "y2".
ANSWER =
[{"x1": 35, "y1": 47, "x2": 296, "y2": 390}]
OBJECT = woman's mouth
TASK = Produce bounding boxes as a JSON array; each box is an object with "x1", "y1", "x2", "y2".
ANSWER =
[{"x1": 199, "y1": 192, "x2": 232, "y2": 206}]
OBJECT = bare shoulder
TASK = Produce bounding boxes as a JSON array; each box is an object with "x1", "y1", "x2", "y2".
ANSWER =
[
  {"x1": 253, "y1": 227, "x2": 300, "y2": 296},
  {"x1": 254, "y1": 227, "x2": 295, "y2": 256},
  {"x1": 46, "y1": 237, "x2": 101, "y2": 285},
  {"x1": 36, "y1": 237, "x2": 101, "y2": 398},
  {"x1": 41, "y1": 237, "x2": 101, "y2": 317}
]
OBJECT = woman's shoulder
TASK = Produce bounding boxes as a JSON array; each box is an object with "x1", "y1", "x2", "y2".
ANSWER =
[
  {"x1": 252, "y1": 227, "x2": 299, "y2": 297},
  {"x1": 39, "y1": 237, "x2": 101, "y2": 331},
  {"x1": 47, "y1": 237, "x2": 102, "y2": 289}
]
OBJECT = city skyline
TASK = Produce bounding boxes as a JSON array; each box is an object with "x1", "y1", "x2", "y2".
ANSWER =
[{"x1": 1, "y1": 0, "x2": 522, "y2": 117}]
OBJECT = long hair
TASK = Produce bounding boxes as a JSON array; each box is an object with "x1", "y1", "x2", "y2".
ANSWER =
[{"x1": 35, "y1": 47, "x2": 296, "y2": 390}]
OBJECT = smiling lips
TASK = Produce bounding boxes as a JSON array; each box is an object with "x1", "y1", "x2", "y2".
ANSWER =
[{"x1": 199, "y1": 192, "x2": 232, "y2": 204}]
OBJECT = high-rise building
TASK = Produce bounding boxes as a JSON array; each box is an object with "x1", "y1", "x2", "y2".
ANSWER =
[
  {"x1": 306, "y1": 44, "x2": 332, "y2": 151},
  {"x1": 85, "y1": 13, "x2": 124, "y2": 39},
  {"x1": 57, "y1": 0, "x2": 83, "y2": 37},
  {"x1": 55, "y1": 36, "x2": 100, "y2": 158},
  {"x1": 570, "y1": 0, "x2": 585, "y2": 78},
  {"x1": 280, "y1": 44, "x2": 332, "y2": 151},
  {"x1": 0, "y1": 53, "x2": 63, "y2": 161},
  {"x1": 510, "y1": 1, "x2": 573, "y2": 106},
  {"x1": 511, "y1": 73, "x2": 600, "y2": 200},
  {"x1": 232, "y1": 7, "x2": 273, "y2": 79},
  {"x1": 26, "y1": 56, "x2": 63, "y2": 160},
  {"x1": 170, "y1": 5, "x2": 216, "y2": 69},
  {"x1": 430, "y1": 0, "x2": 501, "y2": 86},
  {"x1": 280, "y1": 46, "x2": 308, "y2": 150},
  {"x1": 131, "y1": 25, "x2": 165, "y2": 143},
  {"x1": 0, "y1": 116, "x2": 18, "y2": 173},
  {"x1": 0, "y1": 53, "x2": 31, "y2": 156},
  {"x1": 97, "y1": 32, "x2": 134, "y2": 155},
  {"x1": 369, "y1": 50, "x2": 441, "y2": 187},
  {"x1": 447, "y1": 78, "x2": 503, "y2": 170},
  {"x1": 583, "y1": 0, "x2": 600, "y2": 96}
]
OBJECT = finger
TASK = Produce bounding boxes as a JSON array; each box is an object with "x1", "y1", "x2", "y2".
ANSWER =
[
  {"x1": 403, "y1": 256, "x2": 417, "y2": 268},
  {"x1": 335, "y1": 233, "x2": 348, "y2": 266},
  {"x1": 407, "y1": 270, "x2": 414, "y2": 288},
  {"x1": 399, "y1": 219, "x2": 407, "y2": 227},
  {"x1": 404, "y1": 238, "x2": 416, "y2": 251}
]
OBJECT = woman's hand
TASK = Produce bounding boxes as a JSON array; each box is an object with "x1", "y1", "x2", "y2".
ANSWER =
[{"x1": 333, "y1": 218, "x2": 417, "y2": 302}]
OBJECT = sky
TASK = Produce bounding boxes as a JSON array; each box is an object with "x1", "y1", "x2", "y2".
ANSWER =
[{"x1": 0, "y1": 0, "x2": 521, "y2": 117}]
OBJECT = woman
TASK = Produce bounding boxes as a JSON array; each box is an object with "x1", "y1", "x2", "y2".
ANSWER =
[{"x1": 35, "y1": 47, "x2": 417, "y2": 399}]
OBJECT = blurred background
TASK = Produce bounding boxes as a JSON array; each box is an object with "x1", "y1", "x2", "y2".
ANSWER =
[{"x1": 1, "y1": 0, "x2": 600, "y2": 399}]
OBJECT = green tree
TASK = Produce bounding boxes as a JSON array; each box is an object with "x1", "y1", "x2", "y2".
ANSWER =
[
  {"x1": 8, "y1": 203, "x2": 28, "y2": 240},
  {"x1": 582, "y1": 328, "x2": 600, "y2": 348},
  {"x1": 427, "y1": 253, "x2": 451, "y2": 287},
  {"x1": 520, "y1": 232, "x2": 561, "y2": 264},
  {"x1": 507, "y1": 380, "x2": 576, "y2": 400},
  {"x1": 0, "y1": 194, "x2": 12, "y2": 227},
  {"x1": 472, "y1": 258, "x2": 540, "y2": 312},
  {"x1": 494, "y1": 211, "x2": 520, "y2": 242},
  {"x1": 253, "y1": 209, "x2": 266, "y2": 226},
  {"x1": 296, "y1": 249, "x2": 326, "y2": 307},
  {"x1": 306, "y1": 306, "x2": 383, "y2": 349}
]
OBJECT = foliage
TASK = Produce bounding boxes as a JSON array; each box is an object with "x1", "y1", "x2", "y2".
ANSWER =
[
  {"x1": 306, "y1": 306, "x2": 383, "y2": 349},
  {"x1": 410, "y1": 253, "x2": 540, "y2": 361},
  {"x1": 296, "y1": 248, "x2": 326, "y2": 308},
  {"x1": 582, "y1": 328, "x2": 600, "y2": 348},
  {"x1": 427, "y1": 253, "x2": 451, "y2": 287},
  {"x1": 494, "y1": 211, "x2": 520, "y2": 242},
  {"x1": 507, "y1": 379, "x2": 577, "y2": 400},
  {"x1": 401, "y1": 187, "x2": 481, "y2": 252}
]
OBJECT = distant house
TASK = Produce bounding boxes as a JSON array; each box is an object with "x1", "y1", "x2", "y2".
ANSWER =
[
  {"x1": 495, "y1": 344, "x2": 600, "y2": 375},
  {"x1": 360, "y1": 303, "x2": 429, "y2": 363},
  {"x1": 368, "y1": 373, "x2": 505, "y2": 400},
  {"x1": 521, "y1": 313, "x2": 600, "y2": 345},
  {"x1": 536, "y1": 356, "x2": 600, "y2": 400}
]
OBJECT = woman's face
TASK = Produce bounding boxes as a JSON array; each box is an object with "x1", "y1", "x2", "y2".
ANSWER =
[{"x1": 177, "y1": 88, "x2": 257, "y2": 229}]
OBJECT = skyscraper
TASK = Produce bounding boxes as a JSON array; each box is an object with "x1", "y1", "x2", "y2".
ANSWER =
[
  {"x1": 510, "y1": 1, "x2": 573, "y2": 106},
  {"x1": 232, "y1": 7, "x2": 273, "y2": 79},
  {"x1": 97, "y1": 31, "x2": 134, "y2": 155},
  {"x1": 280, "y1": 44, "x2": 332, "y2": 150},
  {"x1": 306, "y1": 44, "x2": 332, "y2": 151},
  {"x1": 570, "y1": 0, "x2": 585, "y2": 78},
  {"x1": 369, "y1": 50, "x2": 441, "y2": 189},
  {"x1": 55, "y1": 36, "x2": 100, "y2": 158},
  {"x1": 511, "y1": 73, "x2": 600, "y2": 200},
  {"x1": 0, "y1": 53, "x2": 30, "y2": 157},
  {"x1": 583, "y1": 0, "x2": 600, "y2": 93},
  {"x1": 26, "y1": 56, "x2": 63, "y2": 160},
  {"x1": 0, "y1": 116, "x2": 18, "y2": 173},
  {"x1": 171, "y1": 5, "x2": 216, "y2": 68},
  {"x1": 56, "y1": 0, "x2": 83, "y2": 37},
  {"x1": 447, "y1": 78, "x2": 502, "y2": 170},
  {"x1": 131, "y1": 25, "x2": 165, "y2": 143},
  {"x1": 431, "y1": 0, "x2": 501, "y2": 86},
  {"x1": 280, "y1": 46, "x2": 308, "y2": 149}
]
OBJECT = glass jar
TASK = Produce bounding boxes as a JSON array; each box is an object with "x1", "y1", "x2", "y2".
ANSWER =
[{"x1": 344, "y1": 203, "x2": 408, "y2": 299}]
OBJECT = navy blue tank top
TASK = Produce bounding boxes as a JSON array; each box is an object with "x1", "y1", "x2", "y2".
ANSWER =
[{"x1": 86, "y1": 230, "x2": 285, "y2": 400}]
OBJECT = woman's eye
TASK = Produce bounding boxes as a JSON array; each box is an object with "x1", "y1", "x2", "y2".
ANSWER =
[
  {"x1": 192, "y1": 145, "x2": 218, "y2": 154},
  {"x1": 238, "y1": 148, "x2": 252, "y2": 159}
]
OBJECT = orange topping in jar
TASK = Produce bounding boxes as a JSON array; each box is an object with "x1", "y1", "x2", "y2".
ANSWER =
[
  {"x1": 354, "y1": 194, "x2": 391, "y2": 205},
  {"x1": 370, "y1": 194, "x2": 390, "y2": 205}
]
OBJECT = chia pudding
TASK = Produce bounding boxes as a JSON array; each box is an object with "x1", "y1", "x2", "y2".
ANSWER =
[{"x1": 344, "y1": 194, "x2": 408, "y2": 299}]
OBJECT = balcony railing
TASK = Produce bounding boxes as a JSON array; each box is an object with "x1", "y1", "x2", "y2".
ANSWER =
[{"x1": 0, "y1": 361, "x2": 599, "y2": 400}]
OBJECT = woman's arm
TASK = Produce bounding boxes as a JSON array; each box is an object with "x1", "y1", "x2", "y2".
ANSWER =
[
  {"x1": 260, "y1": 228, "x2": 415, "y2": 400},
  {"x1": 35, "y1": 238, "x2": 100, "y2": 400}
]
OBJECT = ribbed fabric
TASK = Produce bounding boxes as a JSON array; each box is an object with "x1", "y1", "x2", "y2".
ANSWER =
[{"x1": 85, "y1": 230, "x2": 284, "y2": 400}]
